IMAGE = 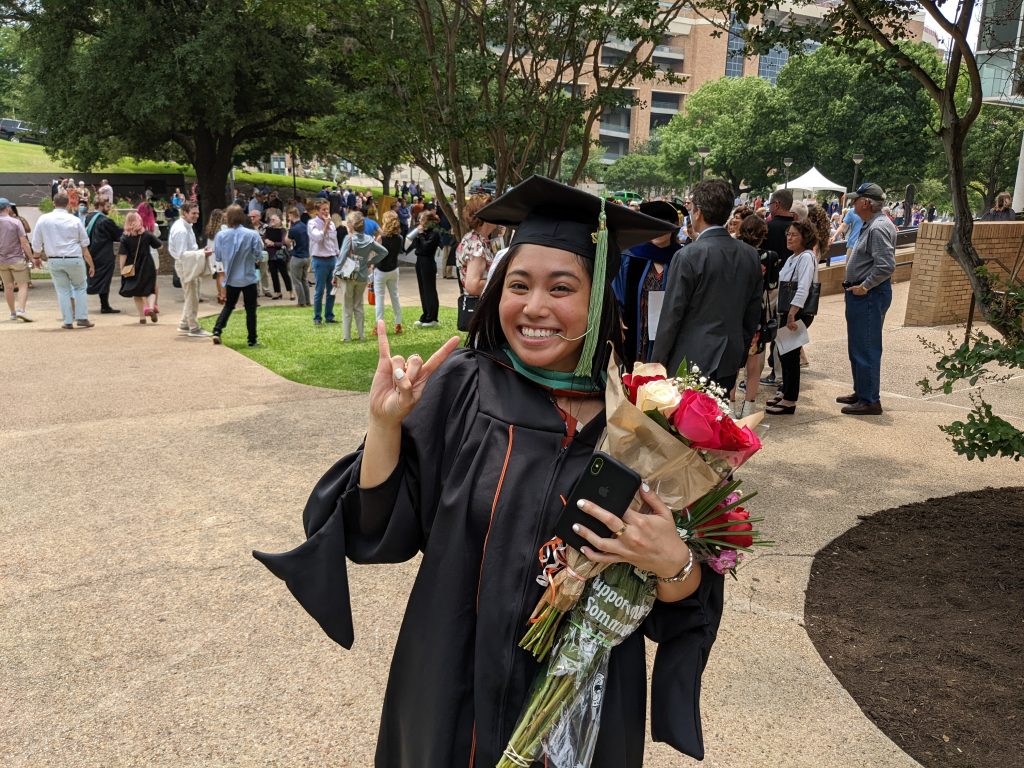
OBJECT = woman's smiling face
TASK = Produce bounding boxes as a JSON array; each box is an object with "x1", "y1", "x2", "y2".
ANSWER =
[{"x1": 499, "y1": 244, "x2": 592, "y2": 372}]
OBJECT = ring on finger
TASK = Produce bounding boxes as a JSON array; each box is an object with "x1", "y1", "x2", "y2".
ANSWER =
[{"x1": 612, "y1": 524, "x2": 628, "y2": 539}]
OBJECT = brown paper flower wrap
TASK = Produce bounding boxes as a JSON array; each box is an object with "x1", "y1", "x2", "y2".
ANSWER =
[{"x1": 520, "y1": 352, "x2": 724, "y2": 660}]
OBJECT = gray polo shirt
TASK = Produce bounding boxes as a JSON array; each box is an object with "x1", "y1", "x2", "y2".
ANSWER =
[{"x1": 845, "y1": 212, "x2": 896, "y2": 290}]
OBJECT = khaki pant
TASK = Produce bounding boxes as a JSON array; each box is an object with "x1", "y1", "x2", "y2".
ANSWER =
[{"x1": 179, "y1": 278, "x2": 201, "y2": 332}]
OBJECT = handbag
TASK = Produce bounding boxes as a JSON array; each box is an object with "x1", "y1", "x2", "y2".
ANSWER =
[
  {"x1": 455, "y1": 269, "x2": 478, "y2": 332},
  {"x1": 121, "y1": 236, "x2": 142, "y2": 278},
  {"x1": 457, "y1": 294, "x2": 478, "y2": 332},
  {"x1": 337, "y1": 254, "x2": 356, "y2": 280},
  {"x1": 777, "y1": 252, "x2": 820, "y2": 316}
]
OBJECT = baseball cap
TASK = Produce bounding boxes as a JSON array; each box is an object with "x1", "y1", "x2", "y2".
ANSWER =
[
  {"x1": 0, "y1": 197, "x2": 10, "y2": 209},
  {"x1": 847, "y1": 182, "x2": 886, "y2": 202}
]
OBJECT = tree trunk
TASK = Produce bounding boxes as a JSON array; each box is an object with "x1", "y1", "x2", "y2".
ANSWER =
[
  {"x1": 943, "y1": 125, "x2": 1018, "y2": 339},
  {"x1": 381, "y1": 165, "x2": 394, "y2": 198},
  {"x1": 192, "y1": 131, "x2": 233, "y2": 226}
]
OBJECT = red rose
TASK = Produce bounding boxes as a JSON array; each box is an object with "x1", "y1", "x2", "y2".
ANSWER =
[
  {"x1": 622, "y1": 373, "x2": 665, "y2": 405},
  {"x1": 672, "y1": 389, "x2": 724, "y2": 448},
  {"x1": 697, "y1": 507, "x2": 753, "y2": 549}
]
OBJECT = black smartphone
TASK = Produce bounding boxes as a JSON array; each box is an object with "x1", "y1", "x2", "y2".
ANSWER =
[{"x1": 553, "y1": 452, "x2": 642, "y2": 553}]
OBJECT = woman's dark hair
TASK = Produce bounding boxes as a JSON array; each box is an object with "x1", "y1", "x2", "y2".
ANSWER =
[
  {"x1": 787, "y1": 219, "x2": 817, "y2": 251},
  {"x1": 467, "y1": 245, "x2": 624, "y2": 385},
  {"x1": 738, "y1": 214, "x2": 768, "y2": 247}
]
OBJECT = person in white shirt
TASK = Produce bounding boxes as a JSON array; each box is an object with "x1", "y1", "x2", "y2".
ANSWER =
[
  {"x1": 31, "y1": 191, "x2": 96, "y2": 328},
  {"x1": 98, "y1": 180, "x2": 114, "y2": 205},
  {"x1": 169, "y1": 201, "x2": 211, "y2": 337}
]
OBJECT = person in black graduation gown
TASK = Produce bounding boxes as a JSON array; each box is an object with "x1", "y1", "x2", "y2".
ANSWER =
[
  {"x1": 612, "y1": 200, "x2": 685, "y2": 368},
  {"x1": 255, "y1": 176, "x2": 726, "y2": 768},
  {"x1": 85, "y1": 198, "x2": 124, "y2": 313}
]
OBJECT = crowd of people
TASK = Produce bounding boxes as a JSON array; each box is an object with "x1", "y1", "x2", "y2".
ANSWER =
[
  {"x1": 616, "y1": 180, "x2": 898, "y2": 418},
  {"x1": 4, "y1": 173, "x2": 1012, "y2": 414}
]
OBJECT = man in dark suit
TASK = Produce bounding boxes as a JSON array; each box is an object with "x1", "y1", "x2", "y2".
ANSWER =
[{"x1": 652, "y1": 179, "x2": 762, "y2": 391}]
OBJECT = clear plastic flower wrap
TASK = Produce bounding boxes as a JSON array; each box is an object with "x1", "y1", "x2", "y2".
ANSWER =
[{"x1": 499, "y1": 563, "x2": 656, "y2": 768}]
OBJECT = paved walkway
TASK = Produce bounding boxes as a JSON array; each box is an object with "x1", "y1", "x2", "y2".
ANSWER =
[{"x1": 2, "y1": 272, "x2": 1021, "y2": 767}]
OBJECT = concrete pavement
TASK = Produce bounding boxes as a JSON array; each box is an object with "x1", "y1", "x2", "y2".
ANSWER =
[{"x1": 1, "y1": 271, "x2": 1020, "y2": 767}]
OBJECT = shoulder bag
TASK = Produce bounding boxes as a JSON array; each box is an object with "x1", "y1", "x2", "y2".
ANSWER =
[
  {"x1": 121, "y1": 236, "x2": 142, "y2": 278},
  {"x1": 777, "y1": 251, "x2": 820, "y2": 316},
  {"x1": 455, "y1": 269, "x2": 478, "y2": 332}
]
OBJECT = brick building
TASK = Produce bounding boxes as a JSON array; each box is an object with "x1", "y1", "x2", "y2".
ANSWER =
[{"x1": 591, "y1": 3, "x2": 940, "y2": 162}]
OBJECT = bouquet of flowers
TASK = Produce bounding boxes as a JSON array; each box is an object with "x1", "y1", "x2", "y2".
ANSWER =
[
  {"x1": 503, "y1": 357, "x2": 769, "y2": 768},
  {"x1": 521, "y1": 360, "x2": 765, "y2": 659}
]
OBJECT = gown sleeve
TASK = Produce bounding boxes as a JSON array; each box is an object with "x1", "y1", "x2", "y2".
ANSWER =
[
  {"x1": 253, "y1": 349, "x2": 480, "y2": 649},
  {"x1": 642, "y1": 564, "x2": 725, "y2": 760}
]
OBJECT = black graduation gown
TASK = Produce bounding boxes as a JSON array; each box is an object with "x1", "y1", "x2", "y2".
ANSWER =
[
  {"x1": 85, "y1": 213, "x2": 124, "y2": 295},
  {"x1": 254, "y1": 349, "x2": 724, "y2": 767}
]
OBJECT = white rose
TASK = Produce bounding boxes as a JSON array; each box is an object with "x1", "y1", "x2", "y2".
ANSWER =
[
  {"x1": 636, "y1": 379, "x2": 683, "y2": 417},
  {"x1": 631, "y1": 361, "x2": 668, "y2": 379}
]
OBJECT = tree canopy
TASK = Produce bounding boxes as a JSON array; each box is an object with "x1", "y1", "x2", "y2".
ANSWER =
[{"x1": 15, "y1": 0, "x2": 336, "y2": 212}]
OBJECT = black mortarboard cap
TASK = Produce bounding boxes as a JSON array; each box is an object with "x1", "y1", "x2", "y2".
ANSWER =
[
  {"x1": 639, "y1": 200, "x2": 684, "y2": 226},
  {"x1": 476, "y1": 175, "x2": 675, "y2": 273}
]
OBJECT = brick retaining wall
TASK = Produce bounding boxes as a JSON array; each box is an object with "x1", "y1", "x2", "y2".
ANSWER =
[{"x1": 904, "y1": 221, "x2": 1024, "y2": 327}]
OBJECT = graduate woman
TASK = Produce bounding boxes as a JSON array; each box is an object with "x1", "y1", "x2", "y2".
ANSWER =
[{"x1": 256, "y1": 176, "x2": 725, "y2": 767}]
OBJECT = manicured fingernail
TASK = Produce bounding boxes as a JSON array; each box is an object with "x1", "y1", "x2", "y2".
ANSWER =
[
  {"x1": 572, "y1": 524, "x2": 580, "y2": 533},
  {"x1": 576, "y1": 499, "x2": 586, "y2": 509},
  {"x1": 642, "y1": 482, "x2": 651, "y2": 493},
  {"x1": 393, "y1": 368, "x2": 406, "y2": 381}
]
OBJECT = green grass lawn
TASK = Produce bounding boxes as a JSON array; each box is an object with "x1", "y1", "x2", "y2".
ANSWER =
[
  {"x1": 199, "y1": 304, "x2": 464, "y2": 392},
  {"x1": 0, "y1": 141, "x2": 383, "y2": 196}
]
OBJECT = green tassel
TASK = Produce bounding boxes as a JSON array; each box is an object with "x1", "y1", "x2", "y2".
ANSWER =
[{"x1": 574, "y1": 199, "x2": 608, "y2": 377}]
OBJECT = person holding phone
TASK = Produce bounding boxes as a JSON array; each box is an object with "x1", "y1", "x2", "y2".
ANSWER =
[{"x1": 256, "y1": 176, "x2": 725, "y2": 768}]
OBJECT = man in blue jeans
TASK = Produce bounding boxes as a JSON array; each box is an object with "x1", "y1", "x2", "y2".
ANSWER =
[
  {"x1": 837, "y1": 183, "x2": 896, "y2": 416},
  {"x1": 307, "y1": 199, "x2": 339, "y2": 324}
]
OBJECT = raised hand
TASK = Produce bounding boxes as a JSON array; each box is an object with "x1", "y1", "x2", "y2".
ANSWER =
[{"x1": 368, "y1": 319, "x2": 460, "y2": 427}]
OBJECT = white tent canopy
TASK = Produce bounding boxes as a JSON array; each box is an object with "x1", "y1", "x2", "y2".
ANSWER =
[{"x1": 775, "y1": 166, "x2": 846, "y2": 195}]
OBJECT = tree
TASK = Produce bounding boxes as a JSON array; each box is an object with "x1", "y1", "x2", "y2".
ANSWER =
[
  {"x1": 324, "y1": 0, "x2": 692, "y2": 237},
  {"x1": 602, "y1": 152, "x2": 669, "y2": 196},
  {"x1": 0, "y1": 26, "x2": 26, "y2": 118},
  {"x1": 658, "y1": 76, "x2": 785, "y2": 192},
  {"x1": 961, "y1": 104, "x2": 1024, "y2": 214},
  {"x1": 774, "y1": 41, "x2": 943, "y2": 192},
  {"x1": 706, "y1": 0, "x2": 1020, "y2": 344},
  {"x1": 13, "y1": 0, "x2": 335, "y2": 214}
]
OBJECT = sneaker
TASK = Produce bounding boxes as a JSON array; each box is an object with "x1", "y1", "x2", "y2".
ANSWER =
[
  {"x1": 76, "y1": 319, "x2": 95, "y2": 328},
  {"x1": 759, "y1": 375, "x2": 777, "y2": 386},
  {"x1": 9, "y1": 312, "x2": 16, "y2": 320},
  {"x1": 212, "y1": 334, "x2": 222, "y2": 345},
  {"x1": 188, "y1": 329, "x2": 212, "y2": 338},
  {"x1": 313, "y1": 319, "x2": 322, "y2": 326},
  {"x1": 325, "y1": 318, "x2": 338, "y2": 324},
  {"x1": 247, "y1": 341, "x2": 263, "y2": 348},
  {"x1": 16, "y1": 310, "x2": 32, "y2": 323},
  {"x1": 61, "y1": 323, "x2": 74, "y2": 329},
  {"x1": 413, "y1": 320, "x2": 425, "y2": 328},
  {"x1": 421, "y1": 320, "x2": 439, "y2": 327}
]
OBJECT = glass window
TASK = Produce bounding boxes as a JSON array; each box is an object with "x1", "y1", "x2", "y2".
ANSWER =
[
  {"x1": 980, "y1": 0, "x2": 1021, "y2": 50},
  {"x1": 758, "y1": 44, "x2": 789, "y2": 84},
  {"x1": 726, "y1": 16, "x2": 746, "y2": 77}
]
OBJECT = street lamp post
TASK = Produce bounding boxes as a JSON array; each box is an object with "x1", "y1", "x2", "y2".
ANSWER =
[
  {"x1": 291, "y1": 147, "x2": 298, "y2": 201},
  {"x1": 697, "y1": 146, "x2": 710, "y2": 181},
  {"x1": 851, "y1": 153, "x2": 864, "y2": 197},
  {"x1": 783, "y1": 157, "x2": 793, "y2": 189},
  {"x1": 688, "y1": 156, "x2": 697, "y2": 191}
]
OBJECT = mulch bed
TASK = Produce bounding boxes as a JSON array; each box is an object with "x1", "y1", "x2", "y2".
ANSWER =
[{"x1": 804, "y1": 487, "x2": 1024, "y2": 768}]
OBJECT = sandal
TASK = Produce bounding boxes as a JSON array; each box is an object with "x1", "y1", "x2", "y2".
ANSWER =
[{"x1": 765, "y1": 403, "x2": 796, "y2": 415}]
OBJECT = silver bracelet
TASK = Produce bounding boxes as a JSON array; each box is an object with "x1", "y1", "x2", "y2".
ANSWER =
[{"x1": 657, "y1": 546, "x2": 694, "y2": 583}]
